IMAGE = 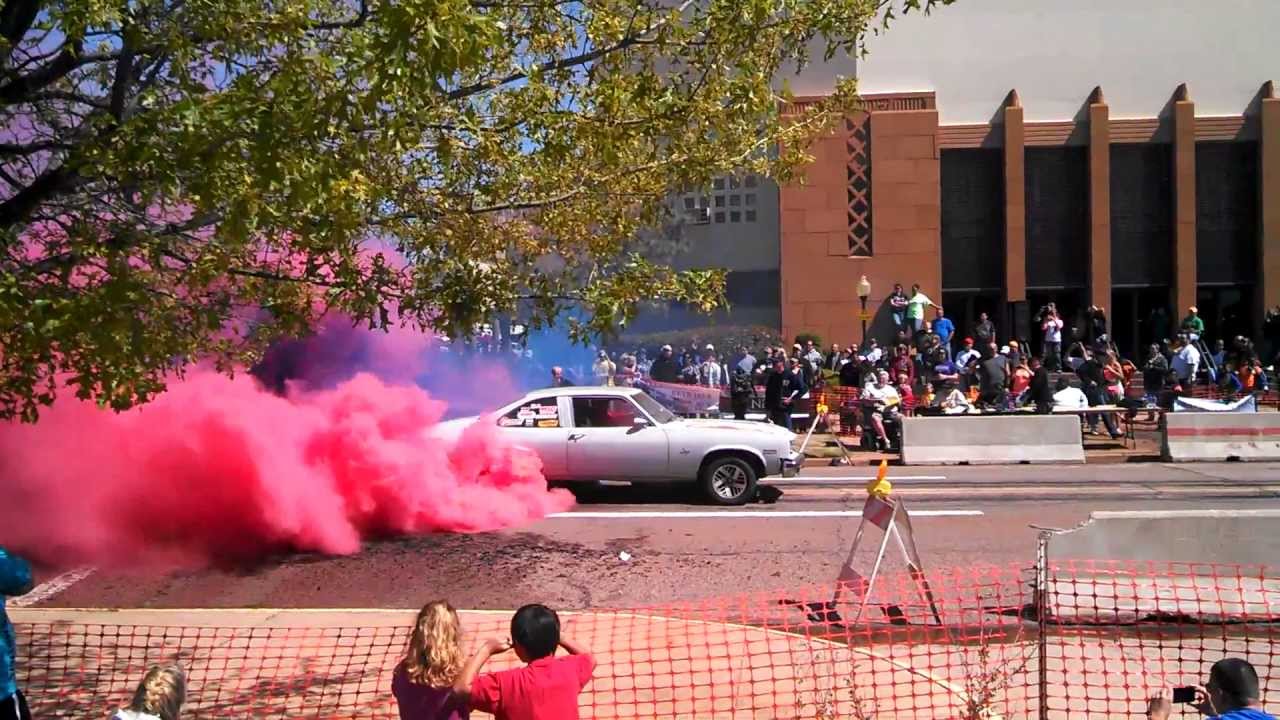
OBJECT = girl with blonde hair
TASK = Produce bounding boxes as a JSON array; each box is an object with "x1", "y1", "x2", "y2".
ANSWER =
[
  {"x1": 392, "y1": 600, "x2": 469, "y2": 720},
  {"x1": 112, "y1": 664, "x2": 185, "y2": 720}
]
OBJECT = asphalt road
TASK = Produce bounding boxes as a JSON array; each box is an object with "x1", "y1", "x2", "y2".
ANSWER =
[{"x1": 28, "y1": 463, "x2": 1280, "y2": 611}]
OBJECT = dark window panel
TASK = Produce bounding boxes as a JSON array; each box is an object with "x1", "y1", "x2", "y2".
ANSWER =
[
  {"x1": 1025, "y1": 147, "x2": 1089, "y2": 289},
  {"x1": 1196, "y1": 141, "x2": 1259, "y2": 285},
  {"x1": 941, "y1": 149, "x2": 1004, "y2": 292}
]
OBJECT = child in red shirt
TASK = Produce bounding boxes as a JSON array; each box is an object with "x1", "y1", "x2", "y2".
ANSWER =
[{"x1": 454, "y1": 604, "x2": 594, "y2": 720}]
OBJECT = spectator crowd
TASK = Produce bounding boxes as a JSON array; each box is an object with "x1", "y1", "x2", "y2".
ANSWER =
[{"x1": 556, "y1": 286, "x2": 1279, "y2": 454}]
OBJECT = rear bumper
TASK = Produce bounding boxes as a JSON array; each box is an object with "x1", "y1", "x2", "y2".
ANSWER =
[{"x1": 780, "y1": 453, "x2": 804, "y2": 478}]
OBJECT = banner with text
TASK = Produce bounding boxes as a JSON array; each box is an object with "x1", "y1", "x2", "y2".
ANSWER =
[{"x1": 639, "y1": 379, "x2": 723, "y2": 415}]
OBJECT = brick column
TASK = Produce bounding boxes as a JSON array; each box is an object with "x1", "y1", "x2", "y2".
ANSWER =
[
  {"x1": 1261, "y1": 81, "x2": 1280, "y2": 324},
  {"x1": 1172, "y1": 84, "x2": 1197, "y2": 318},
  {"x1": 1087, "y1": 86, "x2": 1111, "y2": 311},
  {"x1": 1003, "y1": 90, "x2": 1026, "y2": 304},
  {"x1": 868, "y1": 109, "x2": 942, "y2": 328}
]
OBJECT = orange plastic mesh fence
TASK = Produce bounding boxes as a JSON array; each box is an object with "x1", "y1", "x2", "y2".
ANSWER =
[{"x1": 14, "y1": 561, "x2": 1279, "y2": 719}]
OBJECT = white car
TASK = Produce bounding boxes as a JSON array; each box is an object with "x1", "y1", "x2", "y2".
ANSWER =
[{"x1": 436, "y1": 386, "x2": 802, "y2": 505}]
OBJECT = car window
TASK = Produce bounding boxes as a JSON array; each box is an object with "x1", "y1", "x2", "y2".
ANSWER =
[
  {"x1": 497, "y1": 397, "x2": 561, "y2": 428},
  {"x1": 571, "y1": 397, "x2": 640, "y2": 428},
  {"x1": 632, "y1": 391, "x2": 676, "y2": 424}
]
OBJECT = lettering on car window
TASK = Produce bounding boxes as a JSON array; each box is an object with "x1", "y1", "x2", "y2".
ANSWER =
[{"x1": 499, "y1": 398, "x2": 560, "y2": 428}]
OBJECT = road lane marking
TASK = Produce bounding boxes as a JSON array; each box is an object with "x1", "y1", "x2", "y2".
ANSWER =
[
  {"x1": 777, "y1": 475, "x2": 948, "y2": 483},
  {"x1": 792, "y1": 475, "x2": 948, "y2": 480},
  {"x1": 11, "y1": 567, "x2": 95, "y2": 608},
  {"x1": 548, "y1": 510, "x2": 982, "y2": 519}
]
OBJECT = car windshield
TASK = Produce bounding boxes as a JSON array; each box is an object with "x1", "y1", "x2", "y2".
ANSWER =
[{"x1": 631, "y1": 391, "x2": 677, "y2": 424}]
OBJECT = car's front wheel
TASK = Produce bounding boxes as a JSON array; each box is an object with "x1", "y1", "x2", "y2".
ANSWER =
[{"x1": 700, "y1": 456, "x2": 758, "y2": 506}]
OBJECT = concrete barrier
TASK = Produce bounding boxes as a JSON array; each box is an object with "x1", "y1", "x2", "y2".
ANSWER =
[
  {"x1": 900, "y1": 415, "x2": 1084, "y2": 465},
  {"x1": 1045, "y1": 510, "x2": 1280, "y2": 570},
  {"x1": 1043, "y1": 511, "x2": 1280, "y2": 622},
  {"x1": 1162, "y1": 411, "x2": 1280, "y2": 462}
]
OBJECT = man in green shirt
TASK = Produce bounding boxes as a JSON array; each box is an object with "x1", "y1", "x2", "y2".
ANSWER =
[
  {"x1": 906, "y1": 283, "x2": 941, "y2": 333},
  {"x1": 1181, "y1": 305, "x2": 1205, "y2": 340}
]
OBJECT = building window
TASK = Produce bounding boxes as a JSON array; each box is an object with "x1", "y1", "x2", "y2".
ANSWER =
[
  {"x1": 1025, "y1": 146, "x2": 1089, "y2": 290},
  {"x1": 745, "y1": 194, "x2": 756, "y2": 206},
  {"x1": 745, "y1": 175, "x2": 758, "y2": 188},
  {"x1": 714, "y1": 211, "x2": 725, "y2": 223},
  {"x1": 729, "y1": 176, "x2": 741, "y2": 189},
  {"x1": 729, "y1": 194, "x2": 741, "y2": 206},
  {"x1": 941, "y1": 148, "x2": 1003, "y2": 292},
  {"x1": 1110, "y1": 143, "x2": 1172, "y2": 287},
  {"x1": 714, "y1": 195, "x2": 725, "y2": 208},
  {"x1": 730, "y1": 211, "x2": 741, "y2": 222},
  {"x1": 683, "y1": 196, "x2": 696, "y2": 210},
  {"x1": 712, "y1": 178, "x2": 725, "y2": 190},
  {"x1": 1196, "y1": 140, "x2": 1258, "y2": 285},
  {"x1": 745, "y1": 210, "x2": 757, "y2": 222},
  {"x1": 846, "y1": 115, "x2": 873, "y2": 256}
]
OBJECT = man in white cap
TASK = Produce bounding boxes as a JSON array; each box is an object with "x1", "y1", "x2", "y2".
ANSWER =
[
  {"x1": 649, "y1": 344, "x2": 680, "y2": 383},
  {"x1": 698, "y1": 344, "x2": 723, "y2": 387}
]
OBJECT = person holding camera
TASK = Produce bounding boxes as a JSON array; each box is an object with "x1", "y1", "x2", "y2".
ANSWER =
[
  {"x1": 1148, "y1": 657, "x2": 1273, "y2": 720},
  {"x1": 1040, "y1": 303, "x2": 1064, "y2": 371}
]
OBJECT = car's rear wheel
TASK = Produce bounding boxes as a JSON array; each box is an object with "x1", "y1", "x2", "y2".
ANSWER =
[{"x1": 700, "y1": 456, "x2": 758, "y2": 506}]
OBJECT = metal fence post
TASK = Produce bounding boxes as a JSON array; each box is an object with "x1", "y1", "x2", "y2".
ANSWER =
[{"x1": 1036, "y1": 530, "x2": 1051, "y2": 720}]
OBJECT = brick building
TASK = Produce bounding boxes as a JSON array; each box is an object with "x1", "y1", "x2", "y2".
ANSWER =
[{"x1": 651, "y1": 0, "x2": 1279, "y2": 361}]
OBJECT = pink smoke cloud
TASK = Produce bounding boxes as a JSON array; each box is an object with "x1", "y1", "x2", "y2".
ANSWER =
[
  {"x1": 254, "y1": 315, "x2": 527, "y2": 417},
  {"x1": 0, "y1": 368, "x2": 571, "y2": 570}
]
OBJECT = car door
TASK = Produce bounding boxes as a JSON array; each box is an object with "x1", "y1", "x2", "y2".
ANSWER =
[
  {"x1": 566, "y1": 396, "x2": 670, "y2": 480},
  {"x1": 495, "y1": 396, "x2": 570, "y2": 480}
]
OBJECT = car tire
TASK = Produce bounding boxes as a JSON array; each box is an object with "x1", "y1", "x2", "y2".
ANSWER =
[{"x1": 700, "y1": 456, "x2": 758, "y2": 506}]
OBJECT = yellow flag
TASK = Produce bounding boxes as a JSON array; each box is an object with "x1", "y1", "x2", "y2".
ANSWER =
[{"x1": 866, "y1": 459, "x2": 892, "y2": 497}]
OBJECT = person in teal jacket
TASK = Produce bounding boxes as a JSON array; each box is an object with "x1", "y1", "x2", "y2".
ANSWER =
[{"x1": 0, "y1": 547, "x2": 34, "y2": 720}]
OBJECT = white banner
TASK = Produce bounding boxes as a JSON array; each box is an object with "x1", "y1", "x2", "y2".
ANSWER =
[{"x1": 640, "y1": 379, "x2": 723, "y2": 415}]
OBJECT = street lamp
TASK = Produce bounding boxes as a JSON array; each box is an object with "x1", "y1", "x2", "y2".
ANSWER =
[{"x1": 857, "y1": 275, "x2": 872, "y2": 341}]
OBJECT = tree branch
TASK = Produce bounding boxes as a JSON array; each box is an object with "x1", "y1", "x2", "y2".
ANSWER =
[
  {"x1": 26, "y1": 89, "x2": 112, "y2": 109},
  {"x1": 0, "y1": 0, "x2": 40, "y2": 48},
  {"x1": 445, "y1": 0, "x2": 690, "y2": 101},
  {"x1": 0, "y1": 139, "x2": 71, "y2": 156},
  {"x1": 0, "y1": 45, "x2": 123, "y2": 105},
  {"x1": 308, "y1": 0, "x2": 370, "y2": 31},
  {"x1": 108, "y1": 25, "x2": 137, "y2": 121},
  {"x1": 0, "y1": 165, "x2": 80, "y2": 228}
]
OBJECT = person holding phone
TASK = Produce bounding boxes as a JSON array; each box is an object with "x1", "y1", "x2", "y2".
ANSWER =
[{"x1": 1147, "y1": 658, "x2": 1274, "y2": 719}]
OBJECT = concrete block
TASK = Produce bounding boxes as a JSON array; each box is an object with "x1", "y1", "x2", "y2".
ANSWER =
[
  {"x1": 900, "y1": 415, "x2": 1084, "y2": 465},
  {"x1": 1162, "y1": 412, "x2": 1280, "y2": 462},
  {"x1": 1045, "y1": 510, "x2": 1280, "y2": 571}
]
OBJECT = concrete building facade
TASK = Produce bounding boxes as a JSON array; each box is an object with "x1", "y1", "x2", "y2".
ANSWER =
[
  {"x1": 775, "y1": 0, "x2": 1279, "y2": 359},
  {"x1": 653, "y1": 0, "x2": 1278, "y2": 359}
]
